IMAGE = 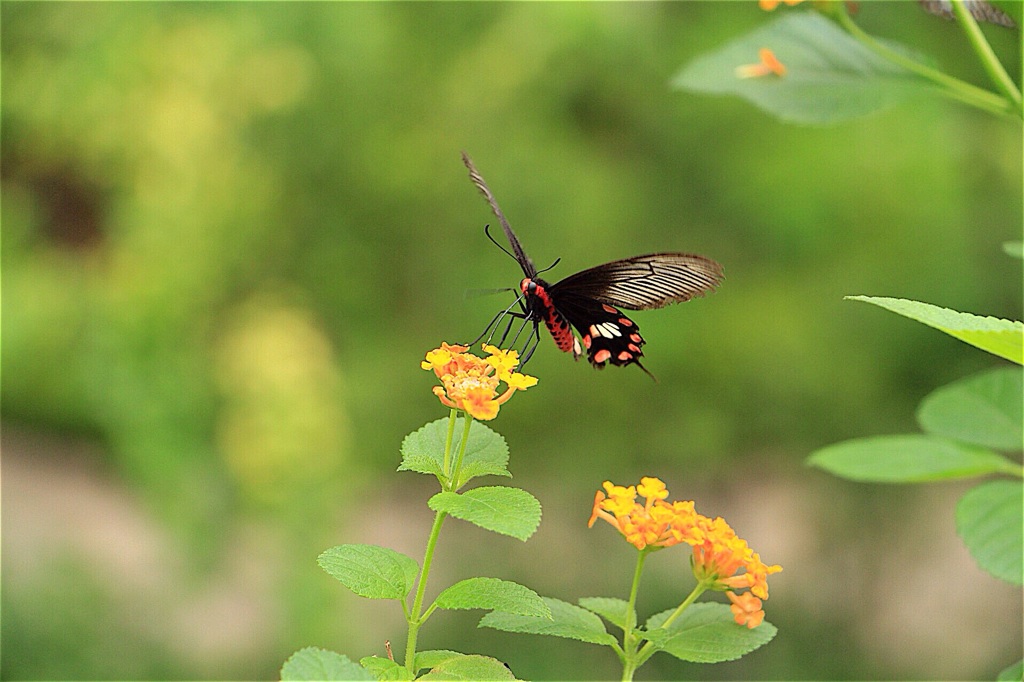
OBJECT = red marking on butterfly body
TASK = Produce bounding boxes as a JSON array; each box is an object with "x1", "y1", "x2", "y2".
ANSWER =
[{"x1": 522, "y1": 278, "x2": 581, "y2": 358}]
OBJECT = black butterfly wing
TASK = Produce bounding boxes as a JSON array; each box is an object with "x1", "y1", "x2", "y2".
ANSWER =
[
  {"x1": 462, "y1": 152, "x2": 537, "y2": 278},
  {"x1": 547, "y1": 253, "x2": 723, "y2": 371},
  {"x1": 543, "y1": 290, "x2": 648, "y2": 369},
  {"x1": 549, "y1": 253, "x2": 723, "y2": 310}
]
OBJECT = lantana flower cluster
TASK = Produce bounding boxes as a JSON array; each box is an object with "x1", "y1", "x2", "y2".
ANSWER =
[
  {"x1": 589, "y1": 477, "x2": 782, "y2": 628},
  {"x1": 421, "y1": 342, "x2": 537, "y2": 421}
]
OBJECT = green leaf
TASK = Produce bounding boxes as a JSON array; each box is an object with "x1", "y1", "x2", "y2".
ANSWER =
[
  {"x1": 281, "y1": 647, "x2": 375, "y2": 681},
  {"x1": 429, "y1": 486, "x2": 541, "y2": 541},
  {"x1": 956, "y1": 480, "x2": 1024, "y2": 585},
  {"x1": 997, "y1": 658, "x2": 1024, "y2": 682},
  {"x1": 1003, "y1": 241, "x2": 1023, "y2": 259},
  {"x1": 359, "y1": 656, "x2": 408, "y2": 681},
  {"x1": 399, "y1": 417, "x2": 510, "y2": 485},
  {"x1": 808, "y1": 434, "x2": 1019, "y2": 482},
  {"x1": 479, "y1": 597, "x2": 618, "y2": 646},
  {"x1": 434, "y1": 577, "x2": 550, "y2": 617},
  {"x1": 673, "y1": 12, "x2": 934, "y2": 125},
  {"x1": 645, "y1": 603, "x2": 777, "y2": 663},
  {"x1": 317, "y1": 544, "x2": 419, "y2": 600},
  {"x1": 578, "y1": 597, "x2": 631, "y2": 631},
  {"x1": 917, "y1": 368, "x2": 1023, "y2": 450},
  {"x1": 417, "y1": 654, "x2": 518, "y2": 681},
  {"x1": 413, "y1": 651, "x2": 463, "y2": 673},
  {"x1": 846, "y1": 296, "x2": 1024, "y2": 364}
]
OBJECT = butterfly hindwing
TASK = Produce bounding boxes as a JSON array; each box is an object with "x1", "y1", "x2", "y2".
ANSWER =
[{"x1": 552, "y1": 292, "x2": 648, "y2": 369}]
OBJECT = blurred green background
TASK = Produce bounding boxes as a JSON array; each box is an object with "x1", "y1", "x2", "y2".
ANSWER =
[{"x1": 2, "y1": 2, "x2": 1021, "y2": 680}]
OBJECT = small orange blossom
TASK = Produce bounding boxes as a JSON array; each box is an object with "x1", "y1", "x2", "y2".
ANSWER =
[
  {"x1": 736, "y1": 48, "x2": 787, "y2": 79},
  {"x1": 422, "y1": 342, "x2": 537, "y2": 421}
]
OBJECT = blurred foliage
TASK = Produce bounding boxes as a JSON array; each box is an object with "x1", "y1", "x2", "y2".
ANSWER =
[{"x1": 2, "y1": 2, "x2": 1020, "y2": 681}]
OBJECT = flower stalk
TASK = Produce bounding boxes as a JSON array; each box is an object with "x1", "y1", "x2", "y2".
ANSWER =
[
  {"x1": 949, "y1": 0, "x2": 1023, "y2": 112},
  {"x1": 832, "y1": 2, "x2": 1017, "y2": 118}
]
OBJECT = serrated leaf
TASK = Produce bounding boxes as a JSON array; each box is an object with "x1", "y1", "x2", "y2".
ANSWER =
[
  {"x1": 807, "y1": 435, "x2": 1019, "y2": 482},
  {"x1": 578, "y1": 597, "x2": 631, "y2": 630},
  {"x1": 281, "y1": 647, "x2": 375, "y2": 681},
  {"x1": 399, "y1": 418, "x2": 510, "y2": 485},
  {"x1": 479, "y1": 597, "x2": 618, "y2": 646},
  {"x1": 429, "y1": 486, "x2": 541, "y2": 541},
  {"x1": 846, "y1": 296, "x2": 1024, "y2": 364},
  {"x1": 359, "y1": 655, "x2": 408, "y2": 681},
  {"x1": 417, "y1": 654, "x2": 518, "y2": 681},
  {"x1": 317, "y1": 545, "x2": 420, "y2": 600},
  {"x1": 434, "y1": 577, "x2": 550, "y2": 618},
  {"x1": 957, "y1": 480, "x2": 1024, "y2": 585},
  {"x1": 673, "y1": 12, "x2": 935, "y2": 125},
  {"x1": 917, "y1": 368, "x2": 1023, "y2": 450},
  {"x1": 645, "y1": 603, "x2": 777, "y2": 663},
  {"x1": 413, "y1": 651, "x2": 463, "y2": 673}
]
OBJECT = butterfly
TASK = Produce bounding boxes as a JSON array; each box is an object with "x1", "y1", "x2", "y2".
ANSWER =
[{"x1": 462, "y1": 152, "x2": 723, "y2": 377}]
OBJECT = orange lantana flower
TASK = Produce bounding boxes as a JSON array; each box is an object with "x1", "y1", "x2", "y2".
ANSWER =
[
  {"x1": 590, "y1": 477, "x2": 782, "y2": 628},
  {"x1": 691, "y1": 515, "x2": 782, "y2": 598},
  {"x1": 422, "y1": 342, "x2": 537, "y2": 421},
  {"x1": 727, "y1": 590, "x2": 766, "y2": 629},
  {"x1": 588, "y1": 477, "x2": 703, "y2": 551}
]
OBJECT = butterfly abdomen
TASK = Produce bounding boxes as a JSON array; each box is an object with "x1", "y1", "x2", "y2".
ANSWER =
[{"x1": 522, "y1": 278, "x2": 582, "y2": 359}]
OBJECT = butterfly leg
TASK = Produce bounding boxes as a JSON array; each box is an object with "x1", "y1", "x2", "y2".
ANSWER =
[
  {"x1": 496, "y1": 309, "x2": 526, "y2": 347},
  {"x1": 466, "y1": 294, "x2": 527, "y2": 347},
  {"x1": 519, "y1": 321, "x2": 542, "y2": 365}
]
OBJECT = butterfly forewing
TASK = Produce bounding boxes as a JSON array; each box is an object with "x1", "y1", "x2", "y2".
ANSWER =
[
  {"x1": 462, "y1": 151, "x2": 537, "y2": 278},
  {"x1": 549, "y1": 253, "x2": 723, "y2": 310}
]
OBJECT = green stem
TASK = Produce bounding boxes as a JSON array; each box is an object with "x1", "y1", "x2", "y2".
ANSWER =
[
  {"x1": 834, "y1": 5, "x2": 1014, "y2": 117},
  {"x1": 950, "y1": 0, "x2": 1023, "y2": 112},
  {"x1": 404, "y1": 409, "x2": 464, "y2": 673},
  {"x1": 404, "y1": 509, "x2": 448, "y2": 673},
  {"x1": 633, "y1": 581, "x2": 709, "y2": 669},
  {"x1": 442, "y1": 408, "x2": 458, "y2": 481},
  {"x1": 619, "y1": 550, "x2": 649, "y2": 682},
  {"x1": 448, "y1": 412, "x2": 474, "y2": 491}
]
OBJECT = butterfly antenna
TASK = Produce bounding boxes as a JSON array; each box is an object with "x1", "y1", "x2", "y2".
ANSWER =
[
  {"x1": 536, "y1": 257, "x2": 561, "y2": 276},
  {"x1": 484, "y1": 224, "x2": 519, "y2": 263}
]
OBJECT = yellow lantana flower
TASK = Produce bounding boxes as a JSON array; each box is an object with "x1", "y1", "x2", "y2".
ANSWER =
[{"x1": 422, "y1": 342, "x2": 537, "y2": 421}]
